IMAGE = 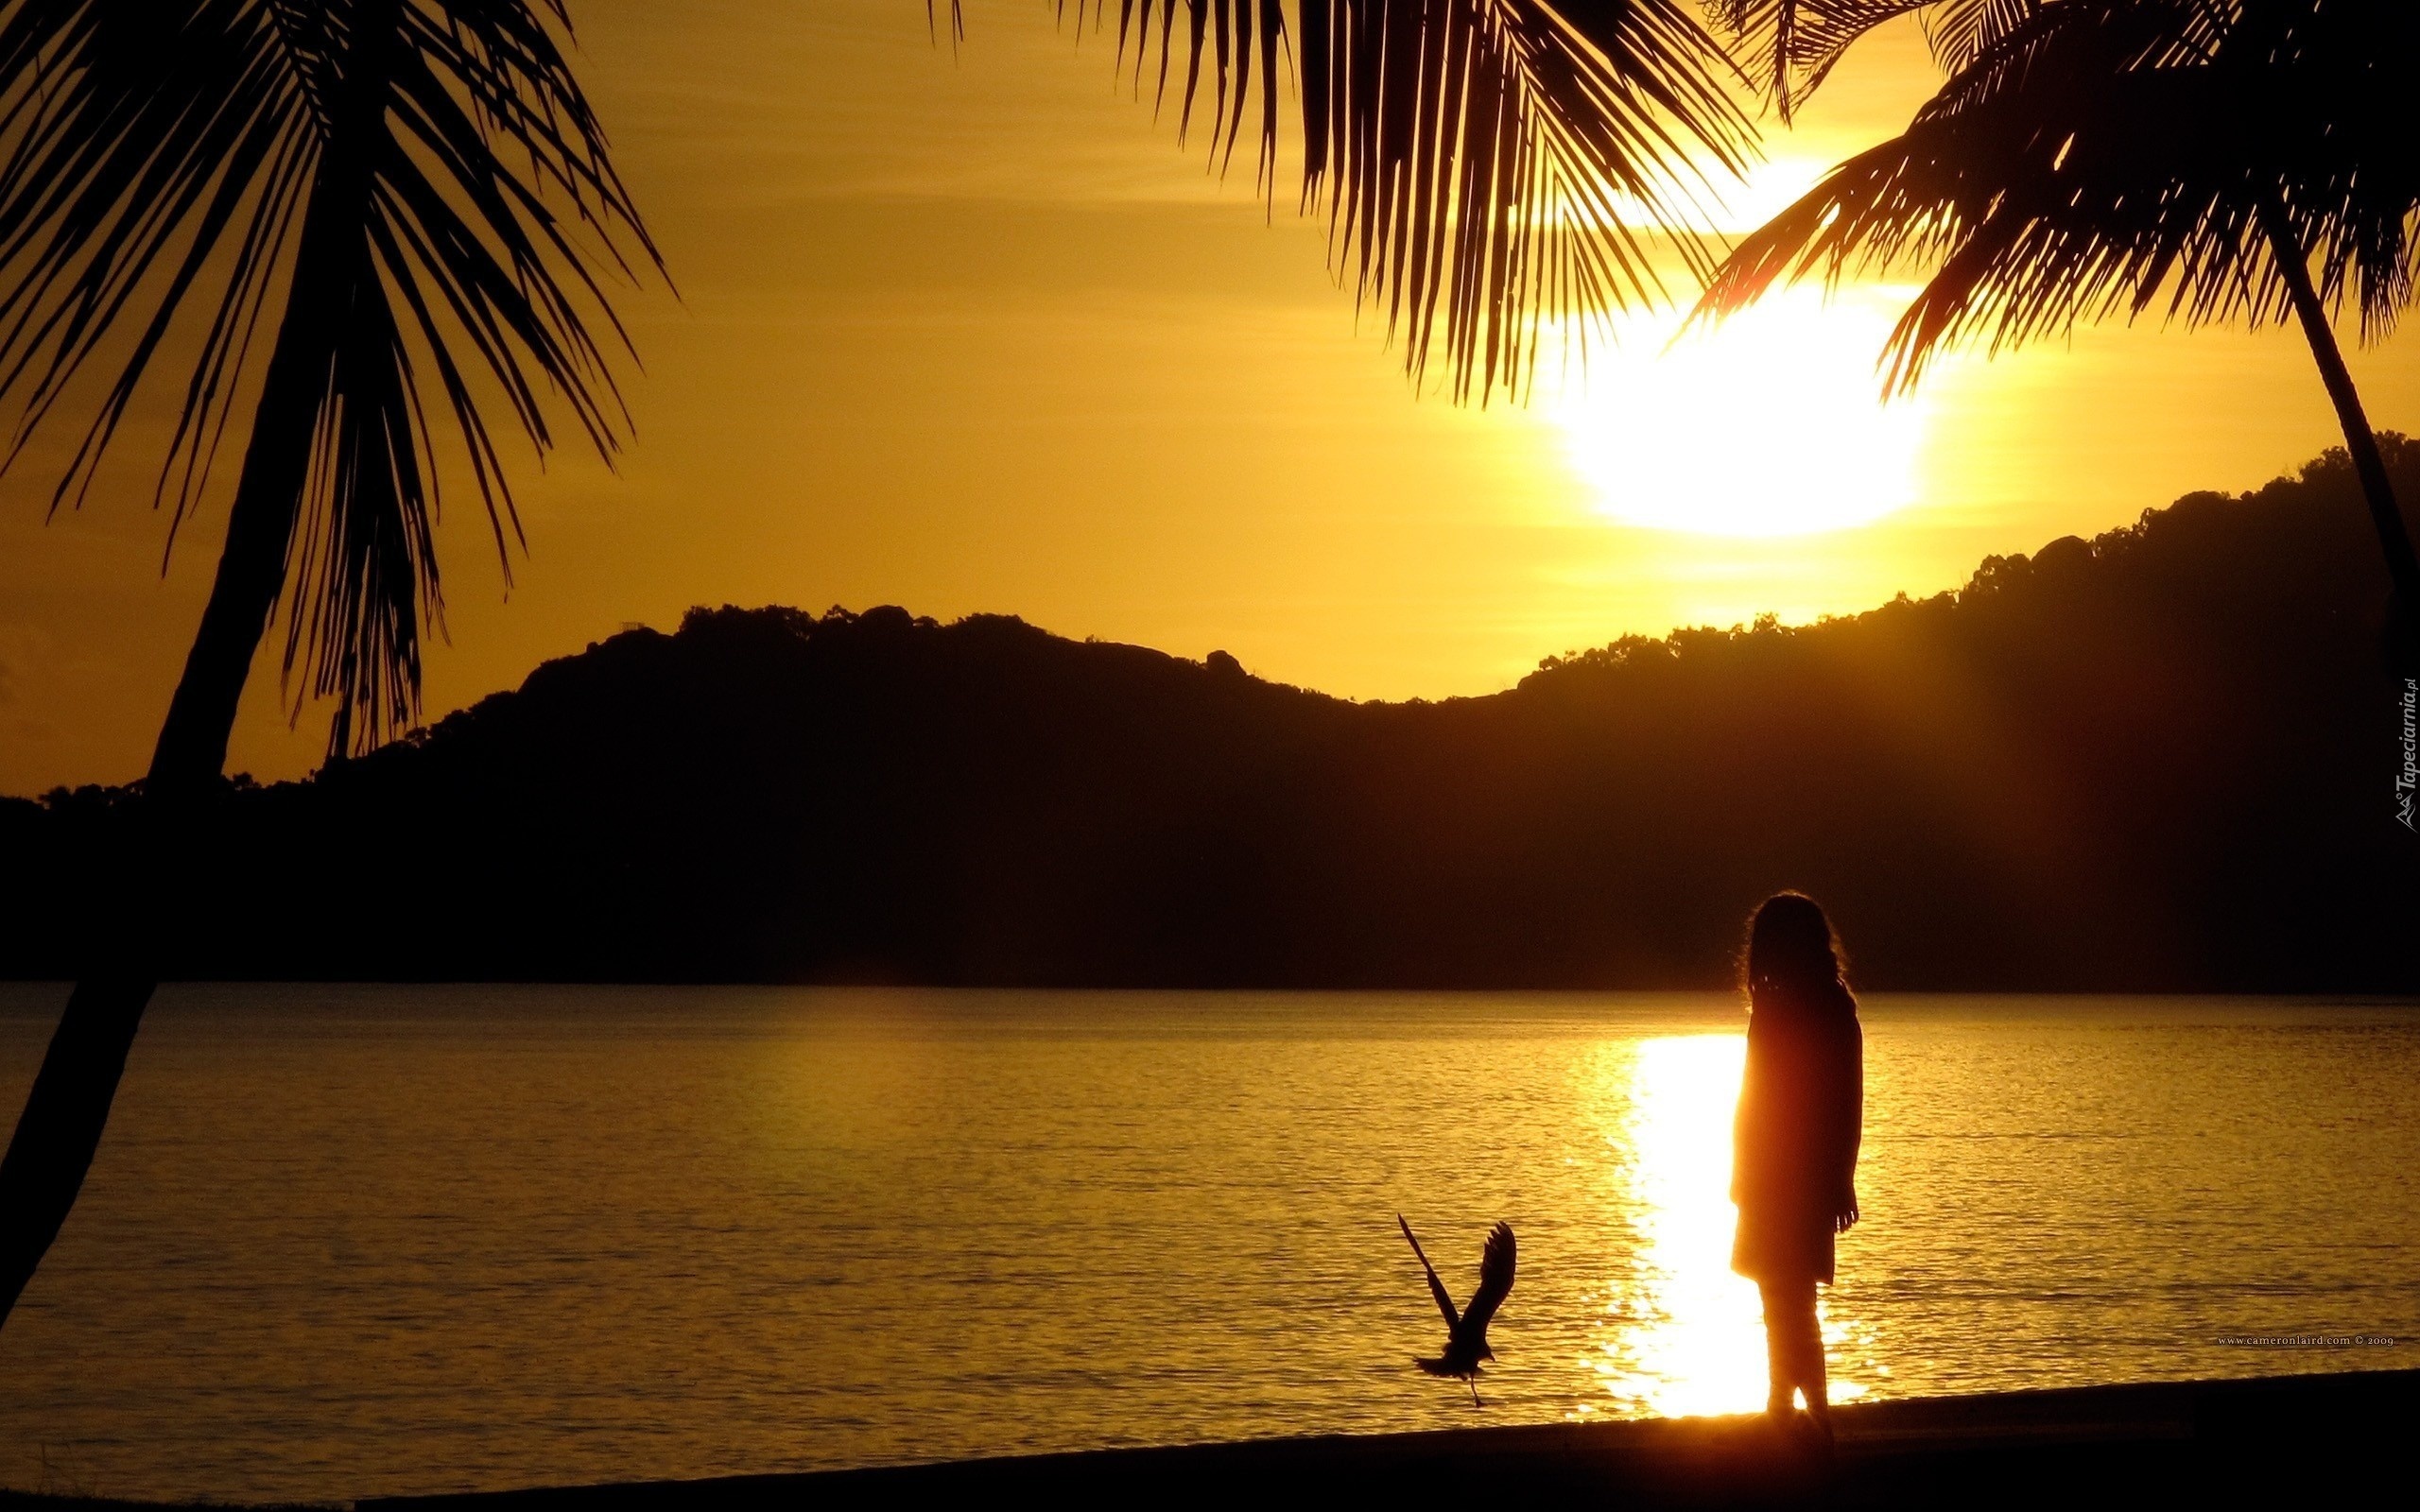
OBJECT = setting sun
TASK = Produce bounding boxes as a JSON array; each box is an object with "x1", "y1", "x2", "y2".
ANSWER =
[{"x1": 1553, "y1": 284, "x2": 1939, "y2": 539}]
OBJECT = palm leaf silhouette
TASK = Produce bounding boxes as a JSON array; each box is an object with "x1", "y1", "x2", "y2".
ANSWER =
[
  {"x1": 1072, "y1": 0, "x2": 1757, "y2": 401},
  {"x1": 1706, "y1": 0, "x2": 2048, "y2": 119}
]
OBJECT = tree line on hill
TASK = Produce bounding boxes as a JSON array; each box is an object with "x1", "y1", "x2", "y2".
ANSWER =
[{"x1": 6, "y1": 444, "x2": 2415, "y2": 992}]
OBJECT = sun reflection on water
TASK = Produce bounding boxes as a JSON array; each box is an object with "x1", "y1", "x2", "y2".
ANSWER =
[{"x1": 1592, "y1": 1034, "x2": 1873, "y2": 1418}]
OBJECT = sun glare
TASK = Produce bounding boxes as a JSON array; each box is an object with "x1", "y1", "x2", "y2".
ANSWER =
[{"x1": 1552, "y1": 284, "x2": 1936, "y2": 538}]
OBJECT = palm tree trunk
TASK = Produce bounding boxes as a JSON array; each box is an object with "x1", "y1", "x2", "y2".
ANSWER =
[
  {"x1": 0, "y1": 259, "x2": 335, "y2": 1331},
  {"x1": 2258, "y1": 200, "x2": 2420, "y2": 663},
  {"x1": 0, "y1": 141, "x2": 375, "y2": 1333},
  {"x1": 146, "y1": 292, "x2": 338, "y2": 795},
  {"x1": 0, "y1": 976, "x2": 155, "y2": 1328}
]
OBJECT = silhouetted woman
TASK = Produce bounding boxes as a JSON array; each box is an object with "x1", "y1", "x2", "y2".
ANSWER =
[{"x1": 1731, "y1": 892, "x2": 1862, "y2": 1447}]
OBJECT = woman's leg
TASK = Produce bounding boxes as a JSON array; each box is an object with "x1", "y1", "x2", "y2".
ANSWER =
[
  {"x1": 1759, "y1": 1277, "x2": 1827, "y2": 1423},
  {"x1": 1794, "y1": 1282, "x2": 1832, "y2": 1441},
  {"x1": 1755, "y1": 1279, "x2": 1802, "y2": 1415}
]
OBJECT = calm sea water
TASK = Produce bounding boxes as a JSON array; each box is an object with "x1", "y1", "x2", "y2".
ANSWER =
[{"x1": 0, "y1": 986, "x2": 2414, "y2": 1503}]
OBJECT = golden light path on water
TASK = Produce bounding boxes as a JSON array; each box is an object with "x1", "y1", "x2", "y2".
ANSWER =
[{"x1": 1589, "y1": 1035, "x2": 1874, "y2": 1418}]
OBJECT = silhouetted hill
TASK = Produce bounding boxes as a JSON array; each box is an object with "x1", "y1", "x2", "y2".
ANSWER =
[{"x1": 8, "y1": 444, "x2": 2416, "y2": 990}]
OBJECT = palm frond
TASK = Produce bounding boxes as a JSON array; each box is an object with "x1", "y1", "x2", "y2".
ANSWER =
[
  {"x1": 1919, "y1": 0, "x2": 2044, "y2": 71},
  {"x1": 0, "y1": 2, "x2": 302, "y2": 518},
  {"x1": 1693, "y1": 0, "x2": 2416, "y2": 392},
  {"x1": 1705, "y1": 0, "x2": 1927, "y2": 121},
  {"x1": 0, "y1": 0, "x2": 660, "y2": 755},
  {"x1": 1707, "y1": 0, "x2": 2055, "y2": 119},
  {"x1": 2231, "y1": 0, "x2": 2420, "y2": 344},
  {"x1": 1107, "y1": 0, "x2": 1757, "y2": 402}
]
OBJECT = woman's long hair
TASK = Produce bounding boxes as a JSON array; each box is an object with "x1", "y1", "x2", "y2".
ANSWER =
[{"x1": 1741, "y1": 892, "x2": 1852, "y2": 1020}]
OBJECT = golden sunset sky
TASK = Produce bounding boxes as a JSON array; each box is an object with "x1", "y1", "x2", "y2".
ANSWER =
[{"x1": 1, "y1": 1, "x2": 2413, "y2": 794}]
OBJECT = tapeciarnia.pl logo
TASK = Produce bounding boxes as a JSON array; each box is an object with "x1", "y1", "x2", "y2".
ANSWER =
[{"x1": 2399, "y1": 678, "x2": 2417, "y2": 831}]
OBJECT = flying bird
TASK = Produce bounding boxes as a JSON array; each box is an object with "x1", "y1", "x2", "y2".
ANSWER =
[{"x1": 1397, "y1": 1213, "x2": 1516, "y2": 1405}]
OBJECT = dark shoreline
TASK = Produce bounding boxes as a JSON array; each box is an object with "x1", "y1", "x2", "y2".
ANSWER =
[
  {"x1": 367, "y1": 1366, "x2": 2415, "y2": 1508},
  {"x1": 6, "y1": 1367, "x2": 2403, "y2": 1511}
]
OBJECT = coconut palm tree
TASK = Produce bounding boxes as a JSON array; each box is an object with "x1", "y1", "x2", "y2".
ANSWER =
[
  {"x1": 1695, "y1": 0, "x2": 2420, "y2": 641},
  {"x1": 0, "y1": 0, "x2": 657, "y2": 1331}
]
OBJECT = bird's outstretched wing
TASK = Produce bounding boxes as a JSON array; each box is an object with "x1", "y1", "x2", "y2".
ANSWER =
[
  {"x1": 1460, "y1": 1222, "x2": 1516, "y2": 1336},
  {"x1": 1398, "y1": 1213, "x2": 1460, "y2": 1330}
]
